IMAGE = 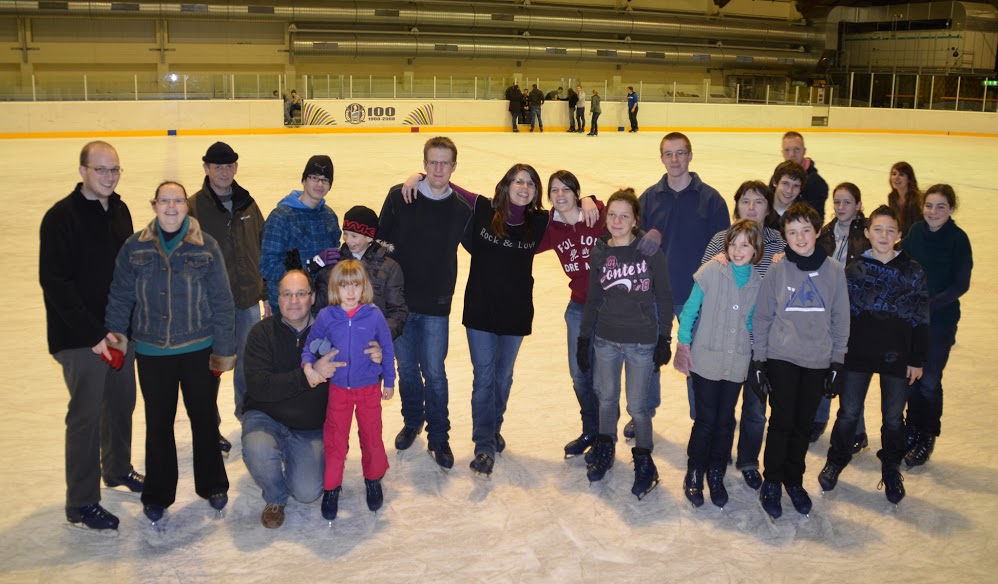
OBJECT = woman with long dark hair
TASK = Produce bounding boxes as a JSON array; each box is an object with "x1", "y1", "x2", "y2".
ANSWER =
[{"x1": 888, "y1": 161, "x2": 923, "y2": 237}]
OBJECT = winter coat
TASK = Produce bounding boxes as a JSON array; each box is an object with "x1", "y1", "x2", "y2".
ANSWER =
[{"x1": 301, "y1": 304, "x2": 396, "y2": 390}]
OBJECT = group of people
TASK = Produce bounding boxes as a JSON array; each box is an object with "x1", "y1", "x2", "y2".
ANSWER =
[
  {"x1": 43, "y1": 129, "x2": 972, "y2": 534},
  {"x1": 505, "y1": 83, "x2": 636, "y2": 135}
]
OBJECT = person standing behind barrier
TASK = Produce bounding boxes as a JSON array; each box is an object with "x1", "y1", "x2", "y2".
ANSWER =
[
  {"x1": 566, "y1": 88, "x2": 580, "y2": 132},
  {"x1": 587, "y1": 89, "x2": 602, "y2": 136},
  {"x1": 574, "y1": 85, "x2": 586, "y2": 133},
  {"x1": 41, "y1": 140, "x2": 143, "y2": 533},
  {"x1": 505, "y1": 84, "x2": 523, "y2": 132},
  {"x1": 102, "y1": 181, "x2": 236, "y2": 524},
  {"x1": 188, "y1": 141, "x2": 267, "y2": 437},
  {"x1": 528, "y1": 84, "x2": 545, "y2": 132},
  {"x1": 627, "y1": 86, "x2": 640, "y2": 133},
  {"x1": 888, "y1": 161, "x2": 924, "y2": 237},
  {"x1": 781, "y1": 131, "x2": 829, "y2": 221}
]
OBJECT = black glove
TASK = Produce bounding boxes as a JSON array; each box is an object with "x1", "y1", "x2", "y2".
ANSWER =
[
  {"x1": 576, "y1": 338, "x2": 591, "y2": 373},
  {"x1": 824, "y1": 362, "x2": 845, "y2": 399},
  {"x1": 283, "y1": 247, "x2": 303, "y2": 271},
  {"x1": 747, "y1": 360, "x2": 771, "y2": 405},
  {"x1": 653, "y1": 335, "x2": 672, "y2": 371}
]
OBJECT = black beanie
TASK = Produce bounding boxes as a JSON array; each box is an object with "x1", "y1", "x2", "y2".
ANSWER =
[
  {"x1": 202, "y1": 142, "x2": 238, "y2": 164},
  {"x1": 301, "y1": 155, "x2": 334, "y2": 183},
  {"x1": 343, "y1": 206, "x2": 379, "y2": 239}
]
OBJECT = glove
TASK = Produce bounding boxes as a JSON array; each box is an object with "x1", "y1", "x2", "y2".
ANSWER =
[
  {"x1": 576, "y1": 337, "x2": 591, "y2": 373},
  {"x1": 673, "y1": 343, "x2": 692, "y2": 376},
  {"x1": 211, "y1": 370, "x2": 223, "y2": 377},
  {"x1": 283, "y1": 248, "x2": 303, "y2": 271},
  {"x1": 636, "y1": 228, "x2": 662, "y2": 257},
  {"x1": 308, "y1": 248, "x2": 341, "y2": 273},
  {"x1": 309, "y1": 337, "x2": 334, "y2": 358},
  {"x1": 747, "y1": 360, "x2": 771, "y2": 405},
  {"x1": 653, "y1": 335, "x2": 672, "y2": 371},
  {"x1": 824, "y1": 362, "x2": 845, "y2": 399},
  {"x1": 100, "y1": 348, "x2": 125, "y2": 371}
]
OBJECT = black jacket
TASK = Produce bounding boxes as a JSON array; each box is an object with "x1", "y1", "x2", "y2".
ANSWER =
[
  {"x1": 188, "y1": 177, "x2": 266, "y2": 309},
  {"x1": 801, "y1": 160, "x2": 829, "y2": 221},
  {"x1": 313, "y1": 240, "x2": 409, "y2": 340},
  {"x1": 506, "y1": 86, "x2": 523, "y2": 112},
  {"x1": 817, "y1": 213, "x2": 869, "y2": 265},
  {"x1": 40, "y1": 185, "x2": 133, "y2": 354},
  {"x1": 844, "y1": 251, "x2": 930, "y2": 378},
  {"x1": 243, "y1": 316, "x2": 328, "y2": 430}
]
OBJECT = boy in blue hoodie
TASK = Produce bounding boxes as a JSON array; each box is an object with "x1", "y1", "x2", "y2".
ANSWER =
[{"x1": 260, "y1": 155, "x2": 342, "y2": 314}]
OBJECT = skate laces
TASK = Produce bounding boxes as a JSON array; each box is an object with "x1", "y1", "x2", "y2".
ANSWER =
[{"x1": 877, "y1": 470, "x2": 904, "y2": 491}]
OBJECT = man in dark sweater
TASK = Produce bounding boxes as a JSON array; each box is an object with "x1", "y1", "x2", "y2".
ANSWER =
[
  {"x1": 242, "y1": 270, "x2": 379, "y2": 528},
  {"x1": 378, "y1": 136, "x2": 473, "y2": 471},
  {"x1": 40, "y1": 141, "x2": 143, "y2": 532},
  {"x1": 781, "y1": 131, "x2": 829, "y2": 221},
  {"x1": 188, "y1": 141, "x2": 267, "y2": 428}
]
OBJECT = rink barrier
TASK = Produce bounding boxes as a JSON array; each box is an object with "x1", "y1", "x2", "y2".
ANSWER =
[{"x1": 1, "y1": 99, "x2": 997, "y2": 138}]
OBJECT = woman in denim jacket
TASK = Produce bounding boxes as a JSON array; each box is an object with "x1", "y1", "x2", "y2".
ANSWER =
[{"x1": 102, "y1": 181, "x2": 236, "y2": 525}]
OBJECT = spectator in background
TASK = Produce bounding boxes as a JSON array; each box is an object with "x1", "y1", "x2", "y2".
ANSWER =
[
  {"x1": 574, "y1": 85, "x2": 586, "y2": 133},
  {"x1": 627, "y1": 86, "x2": 640, "y2": 133},
  {"x1": 546, "y1": 87, "x2": 563, "y2": 101},
  {"x1": 781, "y1": 131, "x2": 828, "y2": 221},
  {"x1": 505, "y1": 84, "x2": 523, "y2": 132},
  {"x1": 566, "y1": 87, "x2": 580, "y2": 132},
  {"x1": 529, "y1": 84, "x2": 545, "y2": 132}
]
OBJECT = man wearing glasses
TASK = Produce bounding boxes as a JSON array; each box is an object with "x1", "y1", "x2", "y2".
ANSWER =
[
  {"x1": 260, "y1": 155, "x2": 341, "y2": 315},
  {"x1": 188, "y1": 142, "x2": 266, "y2": 431},
  {"x1": 636, "y1": 132, "x2": 730, "y2": 425},
  {"x1": 378, "y1": 136, "x2": 473, "y2": 471},
  {"x1": 40, "y1": 141, "x2": 143, "y2": 532}
]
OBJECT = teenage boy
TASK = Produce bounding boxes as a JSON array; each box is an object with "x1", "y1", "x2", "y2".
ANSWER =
[
  {"x1": 751, "y1": 202, "x2": 850, "y2": 520},
  {"x1": 817, "y1": 206, "x2": 929, "y2": 505},
  {"x1": 769, "y1": 160, "x2": 807, "y2": 224}
]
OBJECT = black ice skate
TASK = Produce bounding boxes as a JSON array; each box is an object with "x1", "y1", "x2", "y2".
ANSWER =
[
  {"x1": 785, "y1": 484, "x2": 812, "y2": 516},
  {"x1": 683, "y1": 469, "x2": 705, "y2": 508},
  {"x1": 586, "y1": 435, "x2": 615, "y2": 484},
  {"x1": 818, "y1": 461, "x2": 844, "y2": 493},
  {"x1": 630, "y1": 447, "x2": 659, "y2": 500},
  {"x1": 707, "y1": 468, "x2": 728, "y2": 508},
  {"x1": 428, "y1": 441, "x2": 454, "y2": 472},
  {"x1": 878, "y1": 461, "x2": 905, "y2": 507},
  {"x1": 470, "y1": 453, "x2": 495, "y2": 479},
  {"x1": 564, "y1": 433, "x2": 596, "y2": 460}
]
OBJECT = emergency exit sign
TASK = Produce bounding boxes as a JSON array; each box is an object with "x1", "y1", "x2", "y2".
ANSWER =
[{"x1": 983, "y1": 80, "x2": 998, "y2": 87}]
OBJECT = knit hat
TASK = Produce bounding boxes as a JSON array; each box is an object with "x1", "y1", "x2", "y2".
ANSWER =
[
  {"x1": 202, "y1": 142, "x2": 238, "y2": 164},
  {"x1": 343, "y1": 206, "x2": 378, "y2": 239},
  {"x1": 301, "y1": 155, "x2": 334, "y2": 183}
]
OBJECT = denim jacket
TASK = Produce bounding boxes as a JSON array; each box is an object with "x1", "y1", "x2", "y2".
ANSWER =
[{"x1": 105, "y1": 217, "x2": 236, "y2": 370}]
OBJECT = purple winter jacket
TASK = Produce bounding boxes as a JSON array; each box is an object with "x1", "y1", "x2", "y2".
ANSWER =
[{"x1": 301, "y1": 303, "x2": 396, "y2": 389}]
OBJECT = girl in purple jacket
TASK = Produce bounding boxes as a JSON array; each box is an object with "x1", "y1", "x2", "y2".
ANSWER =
[{"x1": 302, "y1": 260, "x2": 395, "y2": 522}]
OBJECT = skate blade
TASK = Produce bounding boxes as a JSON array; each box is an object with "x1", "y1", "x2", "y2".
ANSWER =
[
  {"x1": 65, "y1": 522, "x2": 119, "y2": 537},
  {"x1": 146, "y1": 516, "x2": 169, "y2": 533},
  {"x1": 213, "y1": 509, "x2": 225, "y2": 519},
  {"x1": 472, "y1": 471, "x2": 493, "y2": 481},
  {"x1": 102, "y1": 483, "x2": 142, "y2": 495},
  {"x1": 426, "y1": 449, "x2": 453, "y2": 474},
  {"x1": 633, "y1": 478, "x2": 660, "y2": 501}
]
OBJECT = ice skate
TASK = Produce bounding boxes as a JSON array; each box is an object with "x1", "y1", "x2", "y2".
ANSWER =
[
  {"x1": 65, "y1": 503, "x2": 119, "y2": 536},
  {"x1": 878, "y1": 460, "x2": 905, "y2": 507},
  {"x1": 365, "y1": 478, "x2": 384, "y2": 512},
  {"x1": 818, "y1": 461, "x2": 844, "y2": 493},
  {"x1": 495, "y1": 433, "x2": 506, "y2": 455},
  {"x1": 208, "y1": 492, "x2": 228, "y2": 519},
  {"x1": 622, "y1": 419, "x2": 636, "y2": 443},
  {"x1": 630, "y1": 448, "x2": 659, "y2": 500},
  {"x1": 706, "y1": 468, "x2": 728, "y2": 508},
  {"x1": 427, "y1": 441, "x2": 454, "y2": 473},
  {"x1": 143, "y1": 504, "x2": 167, "y2": 532},
  {"x1": 321, "y1": 487, "x2": 341, "y2": 524},
  {"x1": 219, "y1": 436, "x2": 232, "y2": 459},
  {"x1": 904, "y1": 435, "x2": 935, "y2": 468},
  {"x1": 564, "y1": 433, "x2": 596, "y2": 460},
  {"x1": 850, "y1": 433, "x2": 869, "y2": 457},
  {"x1": 785, "y1": 485, "x2": 812, "y2": 516},
  {"x1": 683, "y1": 469, "x2": 705, "y2": 508},
  {"x1": 103, "y1": 470, "x2": 144, "y2": 494},
  {"x1": 586, "y1": 435, "x2": 615, "y2": 484},
  {"x1": 759, "y1": 481, "x2": 782, "y2": 520},
  {"x1": 470, "y1": 453, "x2": 495, "y2": 480},
  {"x1": 394, "y1": 425, "x2": 422, "y2": 452},
  {"x1": 741, "y1": 469, "x2": 762, "y2": 491}
]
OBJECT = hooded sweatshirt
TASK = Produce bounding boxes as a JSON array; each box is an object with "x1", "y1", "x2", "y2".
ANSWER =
[{"x1": 260, "y1": 190, "x2": 341, "y2": 310}]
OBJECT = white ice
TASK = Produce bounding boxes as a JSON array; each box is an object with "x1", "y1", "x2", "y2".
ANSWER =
[{"x1": 1, "y1": 130, "x2": 996, "y2": 583}]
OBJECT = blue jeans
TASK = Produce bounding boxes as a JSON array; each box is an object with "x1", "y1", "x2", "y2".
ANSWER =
[
  {"x1": 687, "y1": 373, "x2": 742, "y2": 471},
  {"x1": 241, "y1": 410, "x2": 324, "y2": 505},
  {"x1": 906, "y1": 322, "x2": 957, "y2": 437},
  {"x1": 735, "y1": 382, "x2": 766, "y2": 471},
  {"x1": 232, "y1": 303, "x2": 261, "y2": 421},
  {"x1": 467, "y1": 328, "x2": 523, "y2": 456},
  {"x1": 394, "y1": 312, "x2": 451, "y2": 446},
  {"x1": 590, "y1": 112, "x2": 600, "y2": 134},
  {"x1": 575, "y1": 107, "x2": 585, "y2": 131},
  {"x1": 530, "y1": 105, "x2": 543, "y2": 130},
  {"x1": 828, "y1": 370, "x2": 908, "y2": 467},
  {"x1": 565, "y1": 301, "x2": 598, "y2": 435},
  {"x1": 814, "y1": 394, "x2": 866, "y2": 435},
  {"x1": 568, "y1": 105, "x2": 577, "y2": 131},
  {"x1": 594, "y1": 337, "x2": 655, "y2": 450}
]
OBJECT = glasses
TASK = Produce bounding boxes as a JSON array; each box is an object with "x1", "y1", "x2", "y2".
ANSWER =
[
  {"x1": 307, "y1": 175, "x2": 331, "y2": 185},
  {"x1": 279, "y1": 290, "x2": 312, "y2": 299},
  {"x1": 662, "y1": 150, "x2": 689, "y2": 159},
  {"x1": 425, "y1": 160, "x2": 454, "y2": 169},
  {"x1": 87, "y1": 166, "x2": 123, "y2": 177},
  {"x1": 155, "y1": 198, "x2": 188, "y2": 207}
]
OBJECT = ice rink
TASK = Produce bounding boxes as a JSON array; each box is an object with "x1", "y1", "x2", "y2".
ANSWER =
[{"x1": 1, "y1": 129, "x2": 996, "y2": 583}]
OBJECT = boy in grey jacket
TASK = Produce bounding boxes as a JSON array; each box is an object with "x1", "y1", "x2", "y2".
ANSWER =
[{"x1": 751, "y1": 202, "x2": 849, "y2": 520}]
